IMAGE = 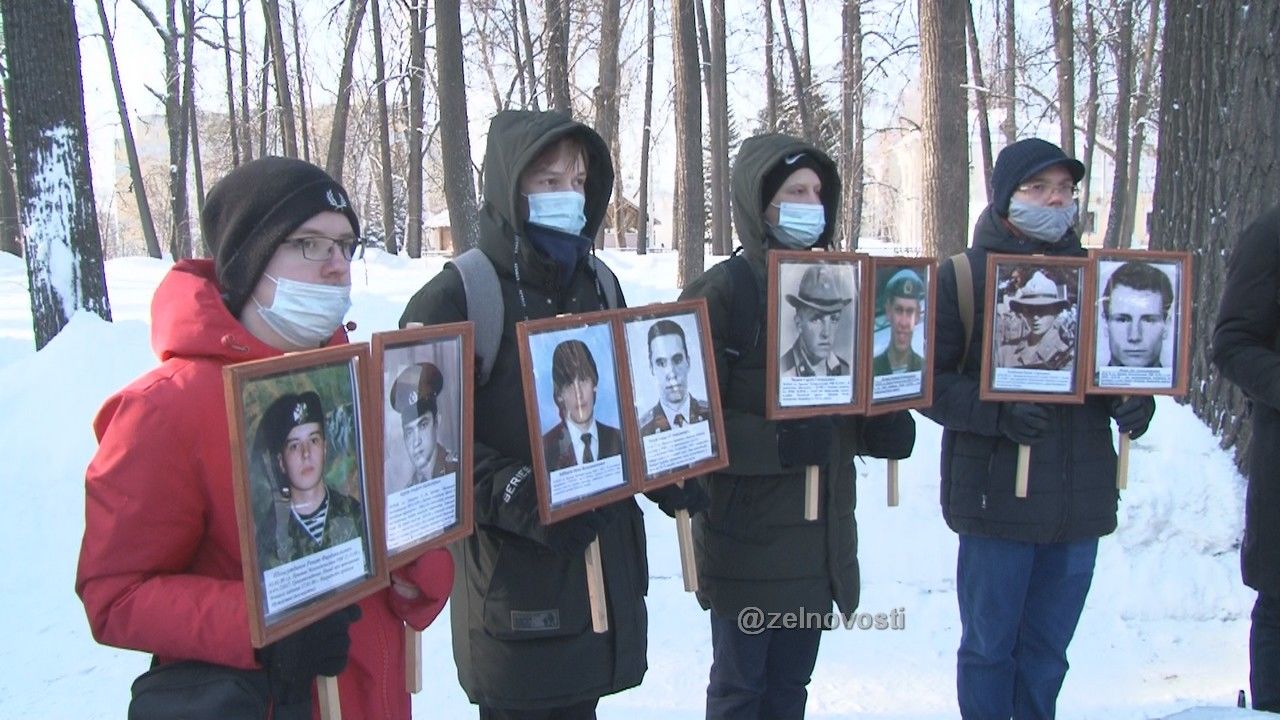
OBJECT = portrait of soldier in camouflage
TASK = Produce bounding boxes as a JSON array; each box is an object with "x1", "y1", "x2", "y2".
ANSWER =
[{"x1": 255, "y1": 390, "x2": 365, "y2": 569}]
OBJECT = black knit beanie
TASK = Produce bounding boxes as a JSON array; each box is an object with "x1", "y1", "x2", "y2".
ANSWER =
[
  {"x1": 990, "y1": 138, "x2": 1086, "y2": 217},
  {"x1": 760, "y1": 152, "x2": 824, "y2": 210},
  {"x1": 203, "y1": 156, "x2": 360, "y2": 316}
]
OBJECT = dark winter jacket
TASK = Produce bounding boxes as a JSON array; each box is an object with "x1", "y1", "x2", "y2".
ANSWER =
[
  {"x1": 679, "y1": 134, "x2": 915, "y2": 618},
  {"x1": 399, "y1": 110, "x2": 648, "y2": 709},
  {"x1": 1212, "y1": 203, "x2": 1280, "y2": 596},
  {"x1": 920, "y1": 206, "x2": 1120, "y2": 543},
  {"x1": 76, "y1": 260, "x2": 453, "y2": 720}
]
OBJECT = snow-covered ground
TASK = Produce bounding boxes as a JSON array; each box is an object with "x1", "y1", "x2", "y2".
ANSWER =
[{"x1": 0, "y1": 248, "x2": 1259, "y2": 718}]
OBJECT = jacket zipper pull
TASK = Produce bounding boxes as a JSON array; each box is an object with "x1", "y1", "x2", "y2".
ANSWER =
[{"x1": 980, "y1": 493, "x2": 988, "y2": 510}]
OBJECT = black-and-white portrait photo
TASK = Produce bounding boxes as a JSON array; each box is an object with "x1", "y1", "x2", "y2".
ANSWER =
[
  {"x1": 990, "y1": 263, "x2": 1084, "y2": 394},
  {"x1": 776, "y1": 260, "x2": 860, "y2": 407},
  {"x1": 624, "y1": 311, "x2": 718, "y2": 479},
  {"x1": 871, "y1": 264, "x2": 929, "y2": 402},
  {"x1": 382, "y1": 337, "x2": 464, "y2": 554},
  {"x1": 1093, "y1": 259, "x2": 1179, "y2": 390}
]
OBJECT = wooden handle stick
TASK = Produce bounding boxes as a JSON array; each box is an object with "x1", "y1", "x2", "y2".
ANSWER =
[
  {"x1": 585, "y1": 538, "x2": 608, "y2": 633},
  {"x1": 1116, "y1": 395, "x2": 1132, "y2": 490},
  {"x1": 1015, "y1": 444, "x2": 1031, "y2": 498},
  {"x1": 318, "y1": 676, "x2": 342, "y2": 720},
  {"x1": 405, "y1": 625, "x2": 423, "y2": 694},
  {"x1": 804, "y1": 465, "x2": 820, "y2": 520},
  {"x1": 887, "y1": 459, "x2": 900, "y2": 507},
  {"x1": 675, "y1": 482, "x2": 698, "y2": 592}
]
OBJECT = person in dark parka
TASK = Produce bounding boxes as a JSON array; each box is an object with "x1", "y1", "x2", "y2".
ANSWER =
[
  {"x1": 919, "y1": 138, "x2": 1155, "y2": 718},
  {"x1": 399, "y1": 110, "x2": 702, "y2": 719},
  {"x1": 679, "y1": 134, "x2": 915, "y2": 720},
  {"x1": 1212, "y1": 203, "x2": 1280, "y2": 712}
]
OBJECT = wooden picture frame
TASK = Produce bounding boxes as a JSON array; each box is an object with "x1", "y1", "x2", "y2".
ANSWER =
[
  {"x1": 863, "y1": 256, "x2": 939, "y2": 416},
  {"x1": 224, "y1": 344, "x2": 388, "y2": 648},
  {"x1": 370, "y1": 323, "x2": 475, "y2": 570},
  {"x1": 979, "y1": 253, "x2": 1093, "y2": 404},
  {"x1": 617, "y1": 299, "x2": 730, "y2": 490},
  {"x1": 766, "y1": 249, "x2": 870, "y2": 419},
  {"x1": 1085, "y1": 249, "x2": 1193, "y2": 397},
  {"x1": 517, "y1": 309, "x2": 637, "y2": 525}
]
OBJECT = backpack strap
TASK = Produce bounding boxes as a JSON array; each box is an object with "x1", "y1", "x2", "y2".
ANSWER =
[
  {"x1": 723, "y1": 250, "x2": 762, "y2": 365},
  {"x1": 587, "y1": 254, "x2": 620, "y2": 309},
  {"x1": 450, "y1": 248, "x2": 503, "y2": 386},
  {"x1": 950, "y1": 251, "x2": 975, "y2": 374}
]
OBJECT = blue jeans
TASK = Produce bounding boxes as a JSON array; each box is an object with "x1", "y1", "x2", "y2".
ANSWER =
[
  {"x1": 706, "y1": 609, "x2": 823, "y2": 720},
  {"x1": 956, "y1": 535, "x2": 1098, "y2": 720},
  {"x1": 1251, "y1": 592, "x2": 1280, "y2": 711}
]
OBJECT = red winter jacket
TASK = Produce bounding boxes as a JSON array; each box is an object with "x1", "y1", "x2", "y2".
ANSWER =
[{"x1": 75, "y1": 259, "x2": 453, "y2": 718}]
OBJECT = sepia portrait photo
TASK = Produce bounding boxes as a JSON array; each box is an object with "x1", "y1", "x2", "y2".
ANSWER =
[{"x1": 1089, "y1": 252, "x2": 1190, "y2": 394}]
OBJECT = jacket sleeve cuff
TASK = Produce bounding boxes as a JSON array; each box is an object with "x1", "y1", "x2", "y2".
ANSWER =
[{"x1": 389, "y1": 548, "x2": 454, "y2": 631}]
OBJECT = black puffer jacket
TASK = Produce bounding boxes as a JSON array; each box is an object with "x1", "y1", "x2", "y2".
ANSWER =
[
  {"x1": 679, "y1": 134, "x2": 915, "y2": 618},
  {"x1": 399, "y1": 111, "x2": 647, "y2": 709},
  {"x1": 920, "y1": 206, "x2": 1119, "y2": 543},
  {"x1": 1212, "y1": 203, "x2": 1280, "y2": 596}
]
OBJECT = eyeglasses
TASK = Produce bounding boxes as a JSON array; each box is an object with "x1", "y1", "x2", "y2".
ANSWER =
[
  {"x1": 1015, "y1": 181, "x2": 1079, "y2": 200},
  {"x1": 284, "y1": 235, "x2": 364, "y2": 262}
]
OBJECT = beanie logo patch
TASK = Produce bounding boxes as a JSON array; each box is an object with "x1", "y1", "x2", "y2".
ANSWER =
[{"x1": 326, "y1": 188, "x2": 348, "y2": 211}]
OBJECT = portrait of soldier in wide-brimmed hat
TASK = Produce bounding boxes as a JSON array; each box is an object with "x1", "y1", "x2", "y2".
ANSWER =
[
  {"x1": 997, "y1": 270, "x2": 1075, "y2": 371},
  {"x1": 781, "y1": 264, "x2": 854, "y2": 377}
]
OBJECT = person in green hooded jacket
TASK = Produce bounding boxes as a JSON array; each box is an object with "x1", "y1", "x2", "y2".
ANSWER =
[
  {"x1": 399, "y1": 110, "x2": 704, "y2": 719},
  {"x1": 678, "y1": 134, "x2": 915, "y2": 719}
]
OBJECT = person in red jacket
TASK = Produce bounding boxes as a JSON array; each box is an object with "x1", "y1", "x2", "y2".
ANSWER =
[{"x1": 75, "y1": 156, "x2": 453, "y2": 718}]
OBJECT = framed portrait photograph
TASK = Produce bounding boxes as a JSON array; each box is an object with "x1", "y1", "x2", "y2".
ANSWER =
[
  {"x1": 517, "y1": 310, "x2": 636, "y2": 524},
  {"x1": 617, "y1": 299, "x2": 730, "y2": 489},
  {"x1": 370, "y1": 323, "x2": 475, "y2": 569},
  {"x1": 864, "y1": 256, "x2": 938, "y2": 415},
  {"x1": 766, "y1": 249, "x2": 869, "y2": 419},
  {"x1": 223, "y1": 344, "x2": 388, "y2": 648},
  {"x1": 979, "y1": 253, "x2": 1093, "y2": 404},
  {"x1": 1085, "y1": 249, "x2": 1192, "y2": 396}
]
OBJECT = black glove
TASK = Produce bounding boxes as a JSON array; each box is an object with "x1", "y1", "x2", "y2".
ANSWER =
[
  {"x1": 777, "y1": 417, "x2": 835, "y2": 468},
  {"x1": 997, "y1": 403, "x2": 1052, "y2": 445},
  {"x1": 861, "y1": 411, "x2": 916, "y2": 460},
  {"x1": 543, "y1": 510, "x2": 611, "y2": 555},
  {"x1": 1110, "y1": 395, "x2": 1155, "y2": 439},
  {"x1": 645, "y1": 480, "x2": 710, "y2": 518},
  {"x1": 259, "y1": 605, "x2": 361, "y2": 703}
]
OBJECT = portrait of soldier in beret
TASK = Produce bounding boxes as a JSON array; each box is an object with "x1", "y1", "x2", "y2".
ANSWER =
[
  {"x1": 255, "y1": 390, "x2": 365, "y2": 570},
  {"x1": 780, "y1": 264, "x2": 854, "y2": 378},
  {"x1": 873, "y1": 267, "x2": 926, "y2": 377},
  {"x1": 390, "y1": 362, "x2": 460, "y2": 485}
]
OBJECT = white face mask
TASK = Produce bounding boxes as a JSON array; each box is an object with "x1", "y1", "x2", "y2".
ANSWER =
[
  {"x1": 526, "y1": 191, "x2": 588, "y2": 237},
  {"x1": 254, "y1": 274, "x2": 352, "y2": 348},
  {"x1": 1008, "y1": 199, "x2": 1078, "y2": 243},
  {"x1": 770, "y1": 202, "x2": 826, "y2": 248}
]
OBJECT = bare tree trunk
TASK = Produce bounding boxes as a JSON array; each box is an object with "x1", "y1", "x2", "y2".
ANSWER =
[
  {"x1": 1103, "y1": 0, "x2": 1134, "y2": 249},
  {"x1": 919, "y1": 0, "x2": 969, "y2": 258},
  {"x1": 258, "y1": 26, "x2": 271, "y2": 154},
  {"x1": 775, "y1": 0, "x2": 813, "y2": 141},
  {"x1": 177, "y1": 0, "x2": 196, "y2": 257},
  {"x1": 326, "y1": 0, "x2": 369, "y2": 181},
  {"x1": 708, "y1": 0, "x2": 730, "y2": 254},
  {"x1": 839, "y1": 0, "x2": 864, "y2": 249},
  {"x1": 798, "y1": 0, "x2": 812, "y2": 92},
  {"x1": 405, "y1": 0, "x2": 426, "y2": 257},
  {"x1": 3, "y1": 0, "x2": 112, "y2": 347},
  {"x1": 965, "y1": 0, "x2": 993, "y2": 201},
  {"x1": 189, "y1": 95, "x2": 206, "y2": 253},
  {"x1": 472, "y1": 7, "x2": 506, "y2": 110},
  {"x1": 1001, "y1": 0, "x2": 1016, "y2": 144},
  {"x1": 517, "y1": 0, "x2": 540, "y2": 111},
  {"x1": 637, "y1": 0, "x2": 654, "y2": 255},
  {"x1": 288, "y1": 0, "x2": 311, "y2": 162},
  {"x1": 764, "y1": 0, "x2": 777, "y2": 131},
  {"x1": 238, "y1": 0, "x2": 253, "y2": 160},
  {"x1": 1121, "y1": 0, "x2": 1160, "y2": 247},
  {"x1": 594, "y1": 0, "x2": 621, "y2": 249},
  {"x1": 1150, "y1": 0, "x2": 1280, "y2": 465},
  {"x1": 545, "y1": 0, "x2": 571, "y2": 113},
  {"x1": 0, "y1": 91, "x2": 21, "y2": 257},
  {"x1": 370, "y1": 0, "x2": 395, "y2": 253},
  {"x1": 221, "y1": 0, "x2": 241, "y2": 165},
  {"x1": 262, "y1": 0, "x2": 298, "y2": 157},
  {"x1": 1080, "y1": 0, "x2": 1100, "y2": 232},
  {"x1": 96, "y1": 0, "x2": 161, "y2": 257},
  {"x1": 436, "y1": 0, "x2": 479, "y2": 254},
  {"x1": 672, "y1": 0, "x2": 704, "y2": 286},
  {"x1": 1050, "y1": 0, "x2": 1075, "y2": 156}
]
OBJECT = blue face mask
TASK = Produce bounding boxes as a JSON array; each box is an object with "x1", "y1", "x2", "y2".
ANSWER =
[
  {"x1": 769, "y1": 202, "x2": 826, "y2": 248},
  {"x1": 1008, "y1": 199, "x2": 1077, "y2": 244},
  {"x1": 526, "y1": 191, "x2": 588, "y2": 237}
]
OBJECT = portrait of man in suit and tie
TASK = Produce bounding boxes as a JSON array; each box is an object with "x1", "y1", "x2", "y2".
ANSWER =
[
  {"x1": 638, "y1": 319, "x2": 713, "y2": 436},
  {"x1": 542, "y1": 339, "x2": 623, "y2": 472}
]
